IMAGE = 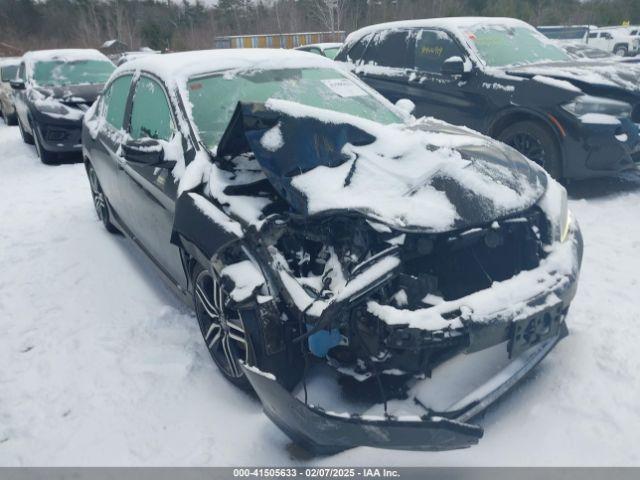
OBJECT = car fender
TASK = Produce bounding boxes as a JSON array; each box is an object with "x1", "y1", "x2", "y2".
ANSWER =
[{"x1": 171, "y1": 190, "x2": 244, "y2": 270}]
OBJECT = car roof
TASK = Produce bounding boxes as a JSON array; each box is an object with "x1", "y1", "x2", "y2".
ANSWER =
[
  {"x1": 344, "y1": 16, "x2": 533, "y2": 46},
  {"x1": 22, "y1": 49, "x2": 110, "y2": 64},
  {"x1": 297, "y1": 43, "x2": 343, "y2": 50},
  {"x1": 115, "y1": 48, "x2": 335, "y2": 82},
  {"x1": 0, "y1": 57, "x2": 20, "y2": 67}
]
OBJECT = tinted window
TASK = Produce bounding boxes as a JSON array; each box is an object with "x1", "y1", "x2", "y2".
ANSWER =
[
  {"x1": 1, "y1": 65, "x2": 18, "y2": 82},
  {"x1": 344, "y1": 34, "x2": 373, "y2": 63},
  {"x1": 414, "y1": 29, "x2": 465, "y2": 73},
  {"x1": 362, "y1": 30, "x2": 414, "y2": 69},
  {"x1": 130, "y1": 77, "x2": 173, "y2": 141},
  {"x1": 103, "y1": 75, "x2": 132, "y2": 130},
  {"x1": 588, "y1": 32, "x2": 598, "y2": 39}
]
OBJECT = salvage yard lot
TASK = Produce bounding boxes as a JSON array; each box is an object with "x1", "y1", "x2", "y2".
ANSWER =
[{"x1": 0, "y1": 119, "x2": 639, "y2": 466}]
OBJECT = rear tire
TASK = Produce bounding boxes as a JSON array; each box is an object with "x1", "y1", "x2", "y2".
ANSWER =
[
  {"x1": 497, "y1": 120, "x2": 563, "y2": 180},
  {"x1": 614, "y1": 46, "x2": 628, "y2": 57},
  {"x1": 17, "y1": 115, "x2": 34, "y2": 145},
  {"x1": 33, "y1": 123, "x2": 57, "y2": 165},
  {"x1": 86, "y1": 161, "x2": 118, "y2": 233}
]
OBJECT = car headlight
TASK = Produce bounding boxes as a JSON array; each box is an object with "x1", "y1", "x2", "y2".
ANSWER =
[
  {"x1": 562, "y1": 94, "x2": 632, "y2": 119},
  {"x1": 538, "y1": 177, "x2": 572, "y2": 243}
]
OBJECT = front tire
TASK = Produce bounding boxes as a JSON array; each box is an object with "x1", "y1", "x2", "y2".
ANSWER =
[
  {"x1": 192, "y1": 262, "x2": 305, "y2": 393},
  {"x1": 5, "y1": 112, "x2": 18, "y2": 126},
  {"x1": 33, "y1": 123, "x2": 57, "y2": 165},
  {"x1": 17, "y1": 115, "x2": 34, "y2": 145},
  {"x1": 497, "y1": 120, "x2": 563, "y2": 180},
  {"x1": 614, "y1": 46, "x2": 628, "y2": 57},
  {"x1": 86, "y1": 162, "x2": 118, "y2": 233},
  {"x1": 193, "y1": 265, "x2": 253, "y2": 391}
]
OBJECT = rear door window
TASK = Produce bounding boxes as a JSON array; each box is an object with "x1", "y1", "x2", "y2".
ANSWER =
[
  {"x1": 414, "y1": 29, "x2": 465, "y2": 73},
  {"x1": 1, "y1": 65, "x2": 18, "y2": 82},
  {"x1": 129, "y1": 76, "x2": 174, "y2": 141},
  {"x1": 361, "y1": 30, "x2": 414, "y2": 69},
  {"x1": 104, "y1": 74, "x2": 133, "y2": 130},
  {"x1": 344, "y1": 34, "x2": 373, "y2": 63}
]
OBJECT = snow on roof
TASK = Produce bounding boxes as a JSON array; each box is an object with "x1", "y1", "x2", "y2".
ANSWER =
[
  {"x1": 300, "y1": 42, "x2": 343, "y2": 50},
  {"x1": 114, "y1": 48, "x2": 335, "y2": 80},
  {"x1": 0, "y1": 57, "x2": 20, "y2": 67},
  {"x1": 23, "y1": 49, "x2": 110, "y2": 64},
  {"x1": 344, "y1": 16, "x2": 532, "y2": 46}
]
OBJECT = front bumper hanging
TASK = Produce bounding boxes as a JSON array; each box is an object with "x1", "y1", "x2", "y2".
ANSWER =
[{"x1": 242, "y1": 223, "x2": 582, "y2": 453}]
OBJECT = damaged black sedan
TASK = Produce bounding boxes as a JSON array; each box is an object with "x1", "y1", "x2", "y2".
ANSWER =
[{"x1": 82, "y1": 49, "x2": 583, "y2": 453}]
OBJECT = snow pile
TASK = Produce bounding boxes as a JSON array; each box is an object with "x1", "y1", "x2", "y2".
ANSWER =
[
  {"x1": 30, "y1": 89, "x2": 85, "y2": 121},
  {"x1": 510, "y1": 62, "x2": 640, "y2": 91},
  {"x1": 532, "y1": 75, "x2": 582, "y2": 92},
  {"x1": 189, "y1": 192, "x2": 243, "y2": 238},
  {"x1": 259, "y1": 123, "x2": 284, "y2": 152},
  {"x1": 221, "y1": 260, "x2": 265, "y2": 302}
]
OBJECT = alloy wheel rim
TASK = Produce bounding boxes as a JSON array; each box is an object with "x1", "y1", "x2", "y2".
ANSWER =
[
  {"x1": 195, "y1": 270, "x2": 248, "y2": 379},
  {"x1": 88, "y1": 168, "x2": 108, "y2": 222},
  {"x1": 506, "y1": 132, "x2": 546, "y2": 167}
]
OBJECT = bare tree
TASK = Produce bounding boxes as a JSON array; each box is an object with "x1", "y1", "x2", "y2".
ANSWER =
[{"x1": 311, "y1": 0, "x2": 348, "y2": 33}]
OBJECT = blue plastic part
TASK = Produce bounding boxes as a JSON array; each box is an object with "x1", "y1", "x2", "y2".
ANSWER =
[{"x1": 307, "y1": 328, "x2": 342, "y2": 357}]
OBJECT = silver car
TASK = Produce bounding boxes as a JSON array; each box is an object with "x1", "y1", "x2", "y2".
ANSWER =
[{"x1": 0, "y1": 57, "x2": 20, "y2": 125}]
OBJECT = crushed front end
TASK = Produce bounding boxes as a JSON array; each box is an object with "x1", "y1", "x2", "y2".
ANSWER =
[
  {"x1": 196, "y1": 100, "x2": 583, "y2": 453},
  {"x1": 238, "y1": 202, "x2": 582, "y2": 453}
]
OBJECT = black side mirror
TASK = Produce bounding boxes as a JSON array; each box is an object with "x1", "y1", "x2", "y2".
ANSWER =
[
  {"x1": 122, "y1": 138, "x2": 174, "y2": 168},
  {"x1": 10, "y1": 79, "x2": 25, "y2": 90},
  {"x1": 441, "y1": 56, "x2": 467, "y2": 75}
]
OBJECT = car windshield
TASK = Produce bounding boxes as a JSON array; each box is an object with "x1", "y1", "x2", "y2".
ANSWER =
[
  {"x1": 469, "y1": 25, "x2": 571, "y2": 67},
  {"x1": 323, "y1": 47, "x2": 340, "y2": 59},
  {"x1": 187, "y1": 67, "x2": 402, "y2": 150},
  {"x1": 33, "y1": 60, "x2": 115, "y2": 86}
]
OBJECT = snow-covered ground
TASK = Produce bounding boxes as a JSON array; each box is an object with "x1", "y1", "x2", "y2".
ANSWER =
[{"x1": 0, "y1": 119, "x2": 638, "y2": 466}]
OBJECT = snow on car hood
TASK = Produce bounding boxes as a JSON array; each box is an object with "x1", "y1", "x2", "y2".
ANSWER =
[
  {"x1": 507, "y1": 60, "x2": 640, "y2": 93},
  {"x1": 34, "y1": 83, "x2": 103, "y2": 104},
  {"x1": 217, "y1": 99, "x2": 547, "y2": 233}
]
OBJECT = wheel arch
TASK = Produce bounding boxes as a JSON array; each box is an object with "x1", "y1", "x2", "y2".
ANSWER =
[
  {"x1": 613, "y1": 43, "x2": 629, "y2": 53},
  {"x1": 489, "y1": 108, "x2": 564, "y2": 155}
]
